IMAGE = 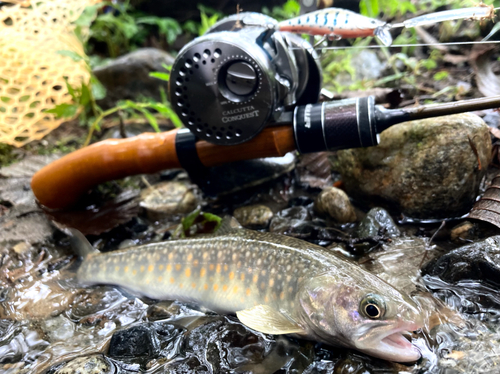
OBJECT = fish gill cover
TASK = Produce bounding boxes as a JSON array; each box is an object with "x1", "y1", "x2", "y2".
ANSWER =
[{"x1": 0, "y1": 0, "x2": 99, "y2": 147}]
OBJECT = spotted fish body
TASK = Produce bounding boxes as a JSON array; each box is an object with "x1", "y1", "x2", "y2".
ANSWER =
[
  {"x1": 277, "y1": 8, "x2": 393, "y2": 46},
  {"x1": 75, "y1": 220, "x2": 423, "y2": 362}
]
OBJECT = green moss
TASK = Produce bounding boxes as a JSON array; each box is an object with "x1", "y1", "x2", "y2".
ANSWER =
[{"x1": 0, "y1": 143, "x2": 18, "y2": 167}]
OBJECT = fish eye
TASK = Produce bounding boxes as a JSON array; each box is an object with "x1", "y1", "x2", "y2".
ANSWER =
[{"x1": 360, "y1": 294, "x2": 386, "y2": 319}]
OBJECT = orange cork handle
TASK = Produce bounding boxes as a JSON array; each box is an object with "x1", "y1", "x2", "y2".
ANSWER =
[{"x1": 31, "y1": 126, "x2": 296, "y2": 210}]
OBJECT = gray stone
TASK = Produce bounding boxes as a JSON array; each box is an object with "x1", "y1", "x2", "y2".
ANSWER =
[
  {"x1": 356, "y1": 207, "x2": 400, "y2": 238},
  {"x1": 139, "y1": 181, "x2": 198, "y2": 220},
  {"x1": 42, "y1": 315, "x2": 74, "y2": 342},
  {"x1": 336, "y1": 113, "x2": 491, "y2": 219},
  {"x1": 314, "y1": 187, "x2": 356, "y2": 223},
  {"x1": 233, "y1": 205, "x2": 273, "y2": 229},
  {"x1": 93, "y1": 48, "x2": 174, "y2": 108}
]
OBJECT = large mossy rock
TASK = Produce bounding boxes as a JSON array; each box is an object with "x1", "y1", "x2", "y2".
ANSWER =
[{"x1": 336, "y1": 113, "x2": 491, "y2": 219}]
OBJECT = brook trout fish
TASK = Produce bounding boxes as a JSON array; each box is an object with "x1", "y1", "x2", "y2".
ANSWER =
[{"x1": 73, "y1": 218, "x2": 422, "y2": 362}]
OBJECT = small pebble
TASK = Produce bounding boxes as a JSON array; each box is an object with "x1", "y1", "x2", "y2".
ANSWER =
[
  {"x1": 233, "y1": 204, "x2": 273, "y2": 229},
  {"x1": 139, "y1": 181, "x2": 198, "y2": 220},
  {"x1": 314, "y1": 187, "x2": 356, "y2": 223}
]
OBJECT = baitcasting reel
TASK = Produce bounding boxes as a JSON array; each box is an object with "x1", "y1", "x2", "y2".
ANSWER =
[{"x1": 169, "y1": 12, "x2": 322, "y2": 146}]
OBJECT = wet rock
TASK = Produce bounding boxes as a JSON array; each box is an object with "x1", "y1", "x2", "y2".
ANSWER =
[
  {"x1": 336, "y1": 113, "x2": 491, "y2": 219},
  {"x1": 314, "y1": 187, "x2": 357, "y2": 224},
  {"x1": 233, "y1": 204, "x2": 273, "y2": 229},
  {"x1": 43, "y1": 315, "x2": 74, "y2": 342},
  {"x1": 450, "y1": 221, "x2": 478, "y2": 243},
  {"x1": 269, "y1": 206, "x2": 310, "y2": 235},
  {"x1": 139, "y1": 181, "x2": 198, "y2": 220},
  {"x1": 109, "y1": 323, "x2": 161, "y2": 361},
  {"x1": 356, "y1": 207, "x2": 400, "y2": 238},
  {"x1": 423, "y1": 235, "x2": 500, "y2": 288},
  {"x1": 93, "y1": 48, "x2": 174, "y2": 109},
  {"x1": 48, "y1": 355, "x2": 114, "y2": 374}
]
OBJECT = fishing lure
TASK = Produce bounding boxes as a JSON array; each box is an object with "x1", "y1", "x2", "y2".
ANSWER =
[
  {"x1": 276, "y1": 8, "x2": 393, "y2": 46},
  {"x1": 274, "y1": 4, "x2": 496, "y2": 47}
]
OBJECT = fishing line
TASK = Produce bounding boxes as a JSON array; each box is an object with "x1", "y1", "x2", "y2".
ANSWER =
[{"x1": 314, "y1": 40, "x2": 500, "y2": 51}]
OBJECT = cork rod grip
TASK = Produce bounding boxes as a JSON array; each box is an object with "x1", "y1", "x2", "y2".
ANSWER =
[{"x1": 31, "y1": 126, "x2": 296, "y2": 210}]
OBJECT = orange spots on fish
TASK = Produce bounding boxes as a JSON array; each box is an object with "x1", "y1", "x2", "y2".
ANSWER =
[
  {"x1": 233, "y1": 286, "x2": 238, "y2": 294},
  {"x1": 140, "y1": 265, "x2": 145, "y2": 272},
  {"x1": 158, "y1": 276, "x2": 163, "y2": 282},
  {"x1": 253, "y1": 274, "x2": 258, "y2": 283},
  {"x1": 203, "y1": 252, "x2": 209, "y2": 260},
  {"x1": 224, "y1": 264, "x2": 228, "y2": 272},
  {"x1": 216, "y1": 264, "x2": 221, "y2": 273},
  {"x1": 168, "y1": 253, "x2": 174, "y2": 261},
  {"x1": 222, "y1": 285, "x2": 228, "y2": 292},
  {"x1": 237, "y1": 261, "x2": 242, "y2": 269},
  {"x1": 179, "y1": 283, "x2": 183, "y2": 288},
  {"x1": 132, "y1": 269, "x2": 137, "y2": 276},
  {"x1": 260, "y1": 281, "x2": 266, "y2": 290},
  {"x1": 148, "y1": 265, "x2": 154, "y2": 272},
  {"x1": 269, "y1": 279, "x2": 274, "y2": 287},
  {"x1": 240, "y1": 273, "x2": 245, "y2": 281},
  {"x1": 115, "y1": 266, "x2": 119, "y2": 272},
  {"x1": 159, "y1": 264, "x2": 164, "y2": 271},
  {"x1": 209, "y1": 264, "x2": 215, "y2": 271},
  {"x1": 246, "y1": 288, "x2": 251, "y2": 296},
  {"x1": 187, "y1": 253, "x2": 193, "y2": 261},
  {"x1": 175, "y1": 264, "x2": 182, "y2": 271},
  {"x1": 191, "y1": 282, "x2": 196, "y2": 289},
  {"x1": 200, "y1": 268, "x2": 206, "y2": 277},
  {"x1": 288, "y1": 286, "x2": 294, "y2": 293},
  {"x1": 280, "y1": 292, "x2": 285, "y2": 300},
  {"x1": 170, "y1": 277, "x2": 175, "y2": 284},
  {"x1": 185, "y1": 268, "x2": 191, "y2": 277},
  {"x1": 264, "y1": 296, "x2": 269, "y2": 303},
  {"x1": 204, "y1": 283, "x2": 208, "y2": 290},
  {"x1": 229, "y1": 272, "x2": 235, "y2": 280},
  {"x1": 124, "y1": 266, "x2": 129, "y2": 273},
  {"x1": 213, "y1": 284, "x2": 219, "y2": 291},
  {"x1": 166, "y1": 264, "x2": 172, "y2": 272},
  {"x1": 193, "y1": 259, "x2": 199, "y2": 267},
  {"x1": 260, "y1": 270, "x2": 266, "y2": 276}
]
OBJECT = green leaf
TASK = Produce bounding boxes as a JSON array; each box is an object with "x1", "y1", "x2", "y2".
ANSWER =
[
  {"x1": 90, "y1": 76, "x2": 107, "y2": 100},
  {"x1": 149, "y1": 72, "x2": 170, "y2": 81},
  {"x1": 45, "y1": 103, "x2": 79, "y2": 118},
  {"x1": 80, "y1": 83, "x2": 91, "y2": 107},
  {"x1": 148, "y1": 103, "x2": 183, "y2": 128},
  {"x1": 182, "y1": 208, "x2": 201, "y2": 233},
  {"x1": 75, "y1": 4, "x2": 99, "y2": 27},
  {"x1": 56, "y1": 50, "x2": 84, "y2": 62},
  {"x1": 433, "y1": 71, "x2": 449, "y2": 81},
  {"x1": 201, "y1": 212, "x2": 222, "y2": 231}
]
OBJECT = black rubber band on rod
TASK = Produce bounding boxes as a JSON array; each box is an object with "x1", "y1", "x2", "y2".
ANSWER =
[{"x1": 175, "y1": 129, "x2": 207, "y2": 173}]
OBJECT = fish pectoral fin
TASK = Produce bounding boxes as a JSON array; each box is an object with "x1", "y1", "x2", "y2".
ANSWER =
[{"x1": 236, "y1": 305, "x2": 305, "y2": 335}]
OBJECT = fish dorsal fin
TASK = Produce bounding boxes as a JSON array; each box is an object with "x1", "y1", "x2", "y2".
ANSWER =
[
  {"x1": 236, "y1": 305, "x2": 305, "y2": 335},
  {"x1": 65, "y1": 228, "x2": 99, "y2": 257},
  {"x1": 216, "y1": 216, "x2": 242, "y2": 234}
]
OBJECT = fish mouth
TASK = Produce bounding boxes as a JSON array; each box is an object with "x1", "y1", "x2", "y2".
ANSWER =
[{"x1": 356, "y1": 323, "x2": 421, "y2": 362}]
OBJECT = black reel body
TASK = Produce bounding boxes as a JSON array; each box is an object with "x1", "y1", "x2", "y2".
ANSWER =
[{"x1": 169, "y1": 12, "x2": 322, "y2": 146}]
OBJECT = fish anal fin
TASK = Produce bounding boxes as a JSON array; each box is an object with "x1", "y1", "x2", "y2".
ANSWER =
[{"x1": 236, "y1": 305, "x2": 304, "y2": 335}]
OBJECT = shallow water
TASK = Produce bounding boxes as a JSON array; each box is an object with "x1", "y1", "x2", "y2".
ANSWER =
[{"x1": 1, "y1": 233, "x2": 499, "y2": 374}]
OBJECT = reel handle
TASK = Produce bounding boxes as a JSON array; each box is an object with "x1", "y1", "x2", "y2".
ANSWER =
[{"x1": 31, "y1": 126, "x2": 295, "y2": 210}]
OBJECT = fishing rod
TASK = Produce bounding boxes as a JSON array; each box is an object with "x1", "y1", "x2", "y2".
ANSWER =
[{"x1": 31, "y1": 11, "x2": 500, "y2": 210}]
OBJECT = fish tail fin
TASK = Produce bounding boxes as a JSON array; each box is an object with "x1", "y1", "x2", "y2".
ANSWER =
[
  {"x1": 374, "y1": 26, "x2": 392, "y2": 47},
  {"x1": 65, "y1": 228, "x2": 99, "y2": 258}
]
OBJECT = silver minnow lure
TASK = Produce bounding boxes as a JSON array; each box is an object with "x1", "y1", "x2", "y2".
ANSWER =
[
  {"x1": 72, "y1": 218, "x2": 423, "y2": 362},
  {"x1": 276, "y1": 8, "x2": 393, "y2": 47}
]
